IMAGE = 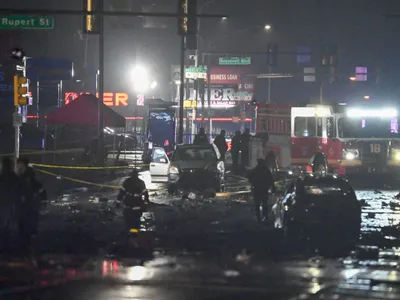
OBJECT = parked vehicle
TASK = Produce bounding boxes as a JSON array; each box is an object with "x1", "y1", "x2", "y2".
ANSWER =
[
  {"x1": 272, "y1": 174, "x2": 361, "y2": 245},
  {"x1": 166, "y1": 144, "x2": 225, "y2": 195}
]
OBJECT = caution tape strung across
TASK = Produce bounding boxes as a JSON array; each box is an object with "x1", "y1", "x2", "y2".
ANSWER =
[{"x1": 31, "y1": 163, "x2": 148, "y2": 170}]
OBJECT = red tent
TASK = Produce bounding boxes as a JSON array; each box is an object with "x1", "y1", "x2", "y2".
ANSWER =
[{"x1": 46, "y1": 94, "x2": 126, "y2": 127}]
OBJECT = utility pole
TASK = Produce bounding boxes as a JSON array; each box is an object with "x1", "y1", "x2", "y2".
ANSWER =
[
  {"x1": 178, "y1": 34, "x2": 185, "y2": 144},
  {"x1": 97, "y1": 0, "x2": 105, "y2": 165}
]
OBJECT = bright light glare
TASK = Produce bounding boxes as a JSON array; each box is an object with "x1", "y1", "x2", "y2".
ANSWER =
[
  {"x1": 150, "y1": 81, "x2": 157, "y2": 89},
  {"x1": 264, "y1": 24, "x2": 272, "y2": 30},
  {"x1": 395, "y1": 152, "x2": 400, "y2": 161},
  {"x1": 349, "y1": 77, "x2": 356, "y2": 81},
  {"x1": 364, "y1": 95, "x2": 370, "y2": 100},
  {"x1": 221, "y1": 17, "x2": 227, "y2": 20},
  {"x1": 132, "y1": 66, "x2": 149, "y2": 93},
  {"x1": 346, "y1": 108, "x2": 398, "y2": 118},
  {"x1": 345, "y1": 152, "x2": 356, "y2": 160},
  {"x1": 127, "y1": 266, "x2": 148, "y2": 281}
]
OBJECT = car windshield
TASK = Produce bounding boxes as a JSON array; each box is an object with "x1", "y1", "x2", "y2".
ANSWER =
[
  {"x1": 338, "y1": 117, "x2": 399, "y2": 138},
  {"x1": 172, "y1": 147, "x2": 216, "y2": 161},
  {"x1": 297, "y1": 178, "x2": 353, "y2": 196}
]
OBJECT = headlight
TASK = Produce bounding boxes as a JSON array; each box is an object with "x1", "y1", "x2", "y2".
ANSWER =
[
  {"x1": 343, "y1": 149, "x2": 358, "y2": 160},
  {"x1": 168, "y1": 166, "x2": 179, "y2": 174},
  {"x1": 392, "y1": 149, "x2": 400, "y2": 160}
]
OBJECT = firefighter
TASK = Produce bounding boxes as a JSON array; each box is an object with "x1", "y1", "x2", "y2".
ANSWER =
[
  {"x1": 16, "y1": 157, "x2": 47, "y2": 252},
  {"x1": 231, "y1": 131, "x2": 241, "y2": 173},
  {"x1": 213, "y1": 130, "x2": 228, "y2": 160},
  {"x1": 117, "y1": 169, "x2": 149, "y2": 231},
  {"x1": 193, "y1": 127, "x2": 209, "y2": 144},
  {"x1": 248, "y1": 158, "x2": 276, "y2": 222}
]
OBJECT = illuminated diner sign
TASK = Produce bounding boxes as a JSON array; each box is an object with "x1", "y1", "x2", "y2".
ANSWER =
[{"x1": 65, "y1": 92, "x2": 129, "y2": 106}]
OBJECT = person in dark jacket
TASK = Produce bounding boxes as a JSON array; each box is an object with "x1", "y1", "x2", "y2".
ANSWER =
[
  {"x1": 213, "y1": 130, "x2": 228, "y2": 160},
  {"x1": 193, "y1": 127, "x2": 209, "y2": 144},
  {"x1": 16, "y1": 157, "x2": 46, "y2": 252},
  {"x1": 118, "y1": 169, "x2": 149, "y2": 231},
  {"x1": 0, "y1": 157, "x2": 22, "y2": 253},
  {"x1": 240, "y1": 128, "x2": 251, "y2": 171},
  {"x1": 248, "y1": 158, "x2": 276, "y2": 222},
  {"x1": 231, "y1": 131, "x2": 241, "y2": 173}
]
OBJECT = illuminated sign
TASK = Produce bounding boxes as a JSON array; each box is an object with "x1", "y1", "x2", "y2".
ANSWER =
[{"x1": 65, "y1": 92, "x2": 129, "y2": 106}]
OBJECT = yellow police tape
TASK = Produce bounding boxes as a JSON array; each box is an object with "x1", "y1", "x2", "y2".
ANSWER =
[
  {"x1": 0, "y1": 148, "x2": 84, "y2": 157},
  {"x1": 31, "y1": 163, "x2": 148, "y2": 170},
  {"x1": 36, "y1": 169, "x2": 121, "y2": 189}
]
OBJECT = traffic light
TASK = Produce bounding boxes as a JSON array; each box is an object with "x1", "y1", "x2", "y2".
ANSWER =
[
  {"x1": 321, "y1": 44, "x2": 337, "y2": 66},
  {"x1": 83, "y1": 0, "x2": 99, "y2": 34},
  {"x1": 186, "y1": 0, "x2": 197, "y2": 35},
  {"x1": 14, "y1": 75, "x2": 28, "y2": 107},
  {"x1": 177, "y1": 0, "x2": 188, "y2": 35},
  {"x1": 178, "y1": 0, "x2": 197, "y2": 37},
  {"x1": 267, "y1": 44, "x2": 278, "y2": 67}
]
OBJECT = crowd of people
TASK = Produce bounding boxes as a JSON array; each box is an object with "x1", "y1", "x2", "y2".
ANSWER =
[
  {"x1": 193, "y1": 127, "x2": 275, "y2": 221},
  {"x1": 0, "y1": 157, "x2": 47, "y2": 256},
  {"x1": 194, "y1": 127, "x2": 252, "y2": 174}
]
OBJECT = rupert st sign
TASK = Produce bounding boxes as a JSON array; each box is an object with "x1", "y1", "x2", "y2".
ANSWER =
[{"x1": 65, "y1": 92, "x2": 129, "y2": 106}]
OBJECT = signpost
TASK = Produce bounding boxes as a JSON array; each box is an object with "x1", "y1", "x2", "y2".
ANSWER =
[
  {"x1": 219, "y1": 57, "x2": 251, "y2": 65},
  {"x1": 0, "y1": 16, "x2": 54, "y2": 29},
  {"x1": 185, "y1": 67, "x2": 207, "y2": 79},
  {"x1": 27, "y1": 58, "x2": 73, "y2": 81}
]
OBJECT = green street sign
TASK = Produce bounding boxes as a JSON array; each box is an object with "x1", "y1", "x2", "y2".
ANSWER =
[
  {"x1": 219, "y1": 57, "x2": 251, "y2": 65},
  {"x1": 185, "y1": 67, "x2": 207, "y2": 79},
  {"x1": 0, "y1": 16, "x2": 55, "y2": 29}
]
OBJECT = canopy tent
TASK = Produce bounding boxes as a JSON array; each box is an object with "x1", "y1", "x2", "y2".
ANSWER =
[{"x1": 46, "y1": 94, "x2": 126, "y2": 128}]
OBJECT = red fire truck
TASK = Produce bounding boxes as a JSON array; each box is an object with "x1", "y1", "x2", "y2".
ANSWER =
[{"x1": 256, "y1": 104, "x2": 400, "y2": 176}]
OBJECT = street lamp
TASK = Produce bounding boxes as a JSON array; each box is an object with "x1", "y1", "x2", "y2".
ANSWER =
[
  {"x1": 131, "y1": 66, "x2": 157, "y2": 93},
  {"x1": 264, "y1": 24, "x2": 272, "y2": 31}
]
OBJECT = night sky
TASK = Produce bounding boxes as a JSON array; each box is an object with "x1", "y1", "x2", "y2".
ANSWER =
[{"x1": 1, "y1": 0, "x2": 400, "y2": 105}]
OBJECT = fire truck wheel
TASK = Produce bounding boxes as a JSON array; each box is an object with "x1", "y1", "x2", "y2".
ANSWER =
[{"x1": 312, "y1": 153, "x2": 328, "y2": 175}]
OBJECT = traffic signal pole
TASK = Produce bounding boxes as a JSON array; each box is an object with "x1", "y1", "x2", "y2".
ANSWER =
[
  {"x1": 97, "y1": 0, "x2": 105, "y2": 165},
  {"x1": 178, "y1": 34, "x2": 185, "y2": 144}
]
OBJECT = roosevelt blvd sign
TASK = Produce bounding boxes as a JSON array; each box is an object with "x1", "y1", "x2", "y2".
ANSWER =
[
  {"x1": 219, "y1": 57, "x2": 251, "y2": 65},
  {"x1": 0, "y1": 16, "x2": 54, "y2": 29}
]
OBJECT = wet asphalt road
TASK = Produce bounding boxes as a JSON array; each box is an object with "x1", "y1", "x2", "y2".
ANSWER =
[{"x1": 3, "y1": 182, "x2": 400, "y2": 299}]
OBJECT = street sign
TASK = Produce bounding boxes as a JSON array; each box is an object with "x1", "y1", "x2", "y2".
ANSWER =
[
  {"x1": 234, "y1": 91, "x2": 253, "y2": 101},
  {"x1": 27, "y1": 58, "x2": 73, "y2": 81},
  {"x1": 0, "y1": 16, "x2": 54, "y2": 29},
  {"x1": 185, "y1": 67, "x2": 207, "y2": 79},
  {"x1": 219, "y1": 57, "x2": 251, "y2": 65}
]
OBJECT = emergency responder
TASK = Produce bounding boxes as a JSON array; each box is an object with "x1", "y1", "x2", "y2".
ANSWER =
[
  {"x1": 16, "y1": 157, "x2": 47, "y2": 252},
  {"x1": 0, "y1": 157, "x2": 21, "y2": 253},
  {"x1": 231, "y1": 131, "x2": 241, "y2": 173},
  {"x1": 193, "y1": 127, "x2": 209, "y2": 144},
  {"x1": 213, "y1": 130, "x2": 228, "y2": 160},
  {"x1": 248, "y1": 158, "x2": 276, "y2": 222},
  {"x1": 117, "y1": 169, "x2": 149, "y2": 231},
  {"x1": 240, "y1": 128, "x2": 251, "y2": 171}
]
